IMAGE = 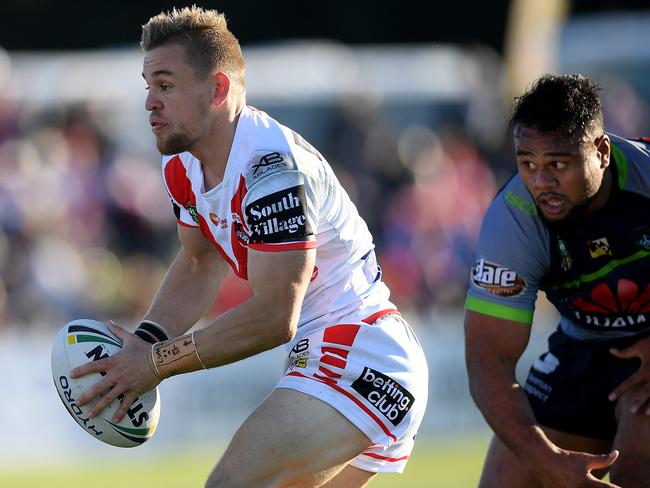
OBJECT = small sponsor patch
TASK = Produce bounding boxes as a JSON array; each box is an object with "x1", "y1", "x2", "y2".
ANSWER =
[
  {"x1": 209, "y1": 213, "x2": 228, "y2": 229},
  {"x1": 557, "y1": 238, "x2": 572, "y2": 272},
  {"x1": 587, "y1": 237, "x2": 611, "y2": 258},
  {"x1": 472, "y1": 258, "x2": 526, "y2": 296},
  {"x1": 245, "y1": 185, "x2": 313, "y2": 244},
  {"x1": 185, "y1": 201, "x2": 199, "y2": 224},
  {"x1": 351, "y1": 367, "x2": 414, "y2": 426},
  {"x1": 251, "y1": 152, "x2": 289, "y2": 180}
]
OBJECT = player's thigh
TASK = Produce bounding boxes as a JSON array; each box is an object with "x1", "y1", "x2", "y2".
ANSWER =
[
  {"x1": 611, "y1": 390, "x2": 650, "y2": 485},
  {"x1": 479, "y1": 428, "x2": 612, "y2": 488},
  {"x1": 206, "y1": 387, "x2": 373, "y2": 488},
  {"x1": 319, "y1": 465, "x2": 375, "y2": 488}
]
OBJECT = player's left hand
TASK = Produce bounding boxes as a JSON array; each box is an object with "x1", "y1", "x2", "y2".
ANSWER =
[
  {"x1": 609, "y1": 336, "x2": 650, "y2": 414},
  {"x1": 70, "y1": 321, "x2": 161, "y2": 422}
]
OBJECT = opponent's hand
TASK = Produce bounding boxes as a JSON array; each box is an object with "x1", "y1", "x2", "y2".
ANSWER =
[
  {"x1": 609, "y1": 336, "x2": 650, "y2": 413},
  {"x1": 70, "y1": 321, "x2": 161, "y2": 422},
  {"x1": 532, "y1": 449, "x2": 620, "y2": 488}
]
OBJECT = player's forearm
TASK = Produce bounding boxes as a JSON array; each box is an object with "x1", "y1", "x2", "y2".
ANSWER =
[
  {"x1": 143, "y1": 248, "x2": 228, "y2": 337},
  {"x1": 468, "y1": 359, "x2": 559, "y2": 466},
  {"x1": 150, "y1": 293, "x2": 299, "y2": 379}
]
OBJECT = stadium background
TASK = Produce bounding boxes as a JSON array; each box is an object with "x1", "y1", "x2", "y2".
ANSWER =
[{"x1": 1, "y1": 1, "x2": 650, "y2": 486}]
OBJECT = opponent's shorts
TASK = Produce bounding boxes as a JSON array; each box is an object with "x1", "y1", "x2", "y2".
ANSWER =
[
  {"x1": 525, "y1": 327, "x2": 644, "y2": 440},
  {"x1": 276, "y1": 309, "x2": 429, "y2": 474}
]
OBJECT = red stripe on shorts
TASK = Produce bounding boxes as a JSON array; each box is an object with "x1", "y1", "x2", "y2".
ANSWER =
[
  {"x1": 361, "y1": 452, "x2": 409, "y2": 462},
  {"x1": 361, "y1": 308, "x2": 400, "y2": 324},
  {"x1": 321, "y1": 346, "x2": 349, "y2": 359},
  {"x1": 323, "y1": 324, "x2": 361, "y2": 346},
  {"x1": 321, "y1": 354, "x2": 347, "y2": 369},
  {"x1": 287, "y1": 371, "x2": 397, "y2": 443},
  {"x1": 318, "y1": 366, "x2": 342, "y2": 379}
]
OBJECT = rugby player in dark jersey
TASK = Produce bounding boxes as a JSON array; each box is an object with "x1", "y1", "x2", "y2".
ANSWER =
[{"x1": 465, "y1": 74, "x2": 650, "y2": 487}]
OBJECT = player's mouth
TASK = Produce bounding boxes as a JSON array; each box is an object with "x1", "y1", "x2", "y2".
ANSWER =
[
  {"x1": 536, "y1": 193, "x2": 568, "y2": 218},
  {"x1": 150, "y1": 119, "x2": 167, "y2": 132}
]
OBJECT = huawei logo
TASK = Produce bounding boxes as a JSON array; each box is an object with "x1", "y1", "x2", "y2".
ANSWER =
[{"x1": 571, "y1": 279, "x2": 650, "y2": 314}]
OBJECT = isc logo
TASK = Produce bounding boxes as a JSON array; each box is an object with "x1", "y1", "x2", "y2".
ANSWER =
[{"x1": 472, "y1": 258, "x2": 526, "y2": 296}]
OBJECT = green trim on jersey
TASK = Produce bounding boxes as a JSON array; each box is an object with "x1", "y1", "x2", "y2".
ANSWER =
[
  {"x1": 611, "y1": 143, "x2": 628, "y2": 190},
  {"x1": 552, "y1": 250, "x2": 650, "y2": 290},
  {"x1": 464, "y1": 296, "x2": 533, "y2": 324}
]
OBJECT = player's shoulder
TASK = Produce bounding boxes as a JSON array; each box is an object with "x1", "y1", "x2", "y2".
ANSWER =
[
  {"x1": 609, "y1": 133, "x2": 650, "y2": 195},
  {"x1": 161, "y1": 152, "x2": 193, "y2": 172},
  {"x1": 236, "y1": 106, "x2": 318, "y2": 188},
  {"x1": 478, "y1": 171, "x2": 550, "y2": 253},
  {"x1": 485, "y1": 172, "x2": 543, "y2": 228}
]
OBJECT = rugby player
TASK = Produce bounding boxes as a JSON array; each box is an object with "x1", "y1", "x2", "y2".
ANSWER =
[
  {"x1": 465, "y1": 73, "x2": 650, "y2": 487},
  {"x1": 70, "y1": 6, "x2": 428, "y2": 487}
]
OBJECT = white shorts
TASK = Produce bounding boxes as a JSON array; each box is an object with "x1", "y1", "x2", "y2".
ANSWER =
[{"x1": 276, "y1": 310, "x2": 429, "y2": 474}]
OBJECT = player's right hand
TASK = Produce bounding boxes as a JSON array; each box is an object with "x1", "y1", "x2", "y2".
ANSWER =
[{"x1": 532, "y1": 449, "x2": 620, "y2": 488}]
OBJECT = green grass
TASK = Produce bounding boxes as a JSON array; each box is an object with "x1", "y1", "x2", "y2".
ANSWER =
[{"x1": 0, "y1": 436, "x2": 489, "y2": 488}]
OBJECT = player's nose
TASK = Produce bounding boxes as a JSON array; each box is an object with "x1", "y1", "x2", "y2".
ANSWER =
[
  {"x1": 145, "y1": 90, "x2": 161, "y2": 112},
  {"x1": 531, "y1": 167, "x2": 556, "y2": 189}
]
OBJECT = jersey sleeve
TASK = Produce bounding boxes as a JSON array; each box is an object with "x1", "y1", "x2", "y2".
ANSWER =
[
  {"x1": 465, "y1": 178, "x2": 550, "y2": 324},
  {"x1": 162, "y1": 155, "x2": 199, "y2": 228},
  {"x1": 241, "y1": 166, "x2": 319, "y2": 252}
]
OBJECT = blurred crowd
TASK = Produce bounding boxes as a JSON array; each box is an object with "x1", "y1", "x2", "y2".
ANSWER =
[{"x1": 0, "y1": 60, "x2": 649, "y2": 332}]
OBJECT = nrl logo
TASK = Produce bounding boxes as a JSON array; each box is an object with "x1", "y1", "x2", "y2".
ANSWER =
[{"x1": 185, "y1": 201, "x2": 199, "y2": 224}]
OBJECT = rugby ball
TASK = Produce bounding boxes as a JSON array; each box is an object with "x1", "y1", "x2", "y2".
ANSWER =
[{"x1": 51, "y1": 319, "x2": 160, "y2": 447}]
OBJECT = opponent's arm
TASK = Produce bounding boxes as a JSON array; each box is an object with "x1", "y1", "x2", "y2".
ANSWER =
[
  {"x1": 609, "y1": 336, "x2": 650, "y2": 414},
  {"x1": 466, "y1": 310, "x2": 618, "y2": 487}
]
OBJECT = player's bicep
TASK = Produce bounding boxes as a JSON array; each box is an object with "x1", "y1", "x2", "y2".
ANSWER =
[
  {"x1": 177, "y1": 224, "x2": 228, "y2": 273},
  {"x1": 464, "y1": 310, "x2": 532, "y2": 371},
  {"x1": 247, "y1": 248, "x2": 316, "y2": 321}
]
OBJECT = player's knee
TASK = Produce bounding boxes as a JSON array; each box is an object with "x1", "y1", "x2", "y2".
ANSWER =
[{"x1": 204, "y1": 464, "x2": 243, "y2": 488}]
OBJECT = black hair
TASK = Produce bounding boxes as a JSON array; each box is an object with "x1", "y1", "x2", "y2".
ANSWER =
[{"x1": 510, "y1": 74, "x2": 604, "y2": 139}]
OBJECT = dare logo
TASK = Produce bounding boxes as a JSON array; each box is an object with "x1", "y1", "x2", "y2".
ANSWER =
[{"x1": 472, "y1": 258, "x2": 526, "y2": 297}]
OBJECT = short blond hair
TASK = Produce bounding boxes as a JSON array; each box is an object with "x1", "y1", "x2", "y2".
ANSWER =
[{"x1": 141, "y1": 6, "x2": 245, "y2": 85}]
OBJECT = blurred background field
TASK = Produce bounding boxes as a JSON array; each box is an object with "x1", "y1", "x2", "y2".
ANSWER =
[
  {"x1": 0, "y1": 436, "x2": 491, "y2": 488},
  {"x1": 1, "y1": 1, "x2": 650, "y2": 486}
]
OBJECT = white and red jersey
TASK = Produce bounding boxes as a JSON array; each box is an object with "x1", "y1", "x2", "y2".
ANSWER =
[{"x1": 162, "y1": 105, "x2": 395, "y2": 332}]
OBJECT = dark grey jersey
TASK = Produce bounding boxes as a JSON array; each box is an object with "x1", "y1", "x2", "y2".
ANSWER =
[{"x1": 466, "y1": 134, "x2": 650, "y2": 340}]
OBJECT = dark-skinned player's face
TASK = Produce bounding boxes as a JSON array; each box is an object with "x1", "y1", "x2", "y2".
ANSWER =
[
  {"x1": 514, "y1": 125, "x2": 611, "y2": 222},
  {"x1": 142, "y1": 43, "x2": 213, "y2": 155}
]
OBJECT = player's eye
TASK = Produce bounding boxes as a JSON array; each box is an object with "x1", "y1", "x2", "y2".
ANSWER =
[
  {"x1": 519, "y1": 160, "x2": 535, "y2": 170},
  {"x1": 552, "y1": 161, "x2": 567, "y2": 169}
]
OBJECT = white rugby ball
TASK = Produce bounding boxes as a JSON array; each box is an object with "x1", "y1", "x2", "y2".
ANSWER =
[{"x1": 51, "y1": 319, "x2": 160, "y2": 448}]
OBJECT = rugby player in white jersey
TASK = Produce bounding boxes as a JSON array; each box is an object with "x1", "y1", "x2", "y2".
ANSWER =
[{"x1": 70, "y1": 6, "x2": 428, "y2": 487}]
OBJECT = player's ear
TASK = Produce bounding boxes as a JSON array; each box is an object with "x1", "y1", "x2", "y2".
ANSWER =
[
  {"x1": 211, "y1": 71, "x2": 231, "y2": 107},
  {"x1": 595, "y1": 133, "x2": 610, "y2": 169}
]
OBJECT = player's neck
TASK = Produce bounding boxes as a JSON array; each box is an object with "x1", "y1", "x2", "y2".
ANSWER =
[
  {"x1": 585, "y1": 166, "x2": 613, "y2": 215},
  {"x1": 192, "y1": 101, "x2": 243, "y2": 191}
]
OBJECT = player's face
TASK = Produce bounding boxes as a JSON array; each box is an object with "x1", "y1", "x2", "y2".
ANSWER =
[
  {"x1": 514, "y1": 125, "x2": 611, "y2": 223},
  {"x1": 142, "y1": 43, "x2": 213, "y2": 155}
]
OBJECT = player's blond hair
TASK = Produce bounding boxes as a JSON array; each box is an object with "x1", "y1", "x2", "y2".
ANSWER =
[{"x1": 141, "y1": 6, "x2": 245, "y2": 86}]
